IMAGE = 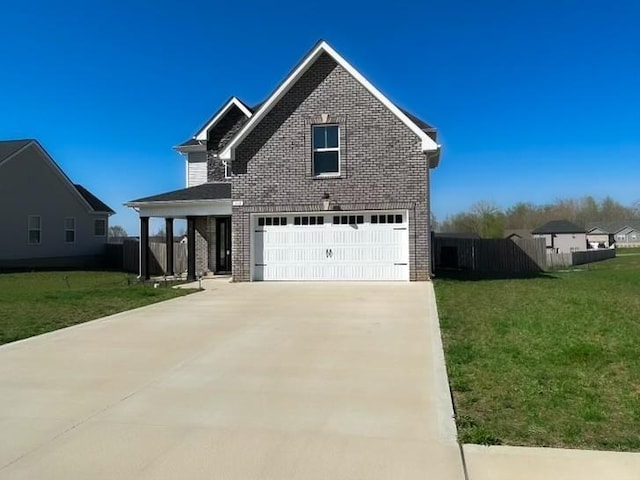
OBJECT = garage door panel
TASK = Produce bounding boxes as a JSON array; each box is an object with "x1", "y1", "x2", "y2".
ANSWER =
[{"x1": 253, "y1": 212, "x2": 408, "y2": 281}]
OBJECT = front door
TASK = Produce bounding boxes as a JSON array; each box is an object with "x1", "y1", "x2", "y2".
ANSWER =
[{"x1": 216, "y1": 217, "x2": 232, "y2": 273}]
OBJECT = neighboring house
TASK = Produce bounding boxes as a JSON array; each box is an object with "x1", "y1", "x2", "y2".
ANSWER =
[
  {"x1": 504, "y1": 229, "x2": 533, "y2": 241},
  {"x1": 0, "y1": 139, "x2": 114, "y2": 268},
  {"x1": 532, "y1": 220, "x2": 587, "y2": 254},
  {"x1": 613, "y1": 225, "x2": 640, "y2": 248},
  {"x1": 126, "y1": 40, "x2": 440, "y2": 282},
  {"x1": 586, "y1": 221, "x2": 640, "y2": 248}
]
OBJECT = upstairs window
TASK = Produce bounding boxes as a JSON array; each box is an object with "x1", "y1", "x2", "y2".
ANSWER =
[
  {"x1": 94, "y1": 219, "x2": 106, "y2": 237},
  {"x1": 223, "y1": 160, "x2": 232, "y2": 179},
  {"x1": 28, "y1": 215, "x2": 41, "y2": 245},
  {"x1": 64, "y1": 217, "x2": 76, "y2": 243},
  {"x1": 312, "y1": 125, "x2": 339, "y2": 176}
]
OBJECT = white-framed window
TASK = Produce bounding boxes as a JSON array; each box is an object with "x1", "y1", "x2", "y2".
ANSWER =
[
  {"x1": 312, "y1": 124, "x2": 340, "y2": 176},
  {"x1": 64, "y1": 217, "x2": 76, "y2": 243},
  {"x1": 223, "y1": 160, "x2": 232, "y2": 179},
  {"x1": 28, "y1": 215, "x2": 41, "y2": 245},
  {"x1": 632, "y1": 234, "x2": 637, "y2": 241},
  {"x1": 94, "y1": 218, "x2": 106, "y2": 237},
  {"x1": 617, "y1": 234, "x2": 626, "y2": 241}
]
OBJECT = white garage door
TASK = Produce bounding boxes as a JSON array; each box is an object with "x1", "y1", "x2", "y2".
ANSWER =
[{"x1": 253, "y1": 211, "x2": 409, "y2": 281}]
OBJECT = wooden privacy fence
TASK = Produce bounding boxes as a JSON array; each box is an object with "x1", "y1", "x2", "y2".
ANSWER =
[
  {"x1": 106, "y1": 239, "x2": 187, "y2": 275},
  {"x1": 433, "y1": 236, "x2": 617, "y2": 274},
  {"x1": 546, "y1": 252, "x2": 572, "y2": 270},
  {"x1": 572, "y1": 249, "x2": 616, "y2": 265},
  {"x1": 433, "y1": 237, "x2": 547, "y2": 274},
  {"x1": 547, "y1": 249, "x2": 616, "y2": 270}
]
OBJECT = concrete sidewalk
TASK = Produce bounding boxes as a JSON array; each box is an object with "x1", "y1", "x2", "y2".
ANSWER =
[
  {"x1": 0, "y1": 282, "x2": 464, "y2": 480},
  {"x1": 464, "y1": 444, "x2": 640, "y2": 480}
]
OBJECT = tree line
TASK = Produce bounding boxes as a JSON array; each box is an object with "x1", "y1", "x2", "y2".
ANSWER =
[{"x1": 437, "y1": 197, "x2": 640, "y2": 238}]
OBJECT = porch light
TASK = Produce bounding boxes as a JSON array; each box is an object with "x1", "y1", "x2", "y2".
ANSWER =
[{"x1": 322, "y1": 193, "x2": 331, "y2": 211}]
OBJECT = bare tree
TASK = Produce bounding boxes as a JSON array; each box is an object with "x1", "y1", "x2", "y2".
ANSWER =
[{"x1": 108, "y1": 225, "x2": 128, "y2": 239}]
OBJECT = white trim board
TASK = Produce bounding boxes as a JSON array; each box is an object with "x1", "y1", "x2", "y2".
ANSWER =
[
  {"x1": 220, "y1": 40, "x2": 440, "y2": 161},
  {"x1": 194, "y1": 97, "x2": 253, "y2": 141}
]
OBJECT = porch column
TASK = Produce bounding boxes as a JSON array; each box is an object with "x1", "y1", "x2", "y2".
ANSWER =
[
  {"x1": 140, "y1": 216, "x2": 150, "y2": 280},
  {"x1": 186, "y1": 216, "x2": 196, "y2": 281},
  {"x1": 165, "y1": 218, "x2": 174, "y2": 276}
]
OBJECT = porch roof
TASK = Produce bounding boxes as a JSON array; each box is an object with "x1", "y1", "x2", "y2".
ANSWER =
[
  {"x1": 125, "y1": 183, "x2": 232, "y2": 218},
  {"x1": 127, "y1": 182, "x2": 231, "y2": 204}
]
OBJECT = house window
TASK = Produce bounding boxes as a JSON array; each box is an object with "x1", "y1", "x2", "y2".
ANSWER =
[
  {"x1": 64, "y1": 217, "x2": 76, "y2": 243},
  {"x1": 223, "y1": 160, "x2": 232, "y2": 179},
  {"x1": 94, "y1": 218, "x2": 106, "y2": 237},
  {"x1": 28, "y1": 215, "x2": 41, "y2": 245},
  {"x1": 332, "y1": 215, "x2": 364, "y2": 225},
  {"x1": 617, "y1": 234, "x2": 626, "y2": 241},
  {"x1": 294, "y1": 216, "x2": 324, "y2": 226},
  {"x1": 312, "y1": 125, "x2": 339, "y2": 176}
]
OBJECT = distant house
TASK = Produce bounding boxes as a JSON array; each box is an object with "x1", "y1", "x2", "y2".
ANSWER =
[
  {"x1": 586, "y1": 222, "x2": 617, "y2": 248},
  {"x1": 613, "y1": 225, "x2": 640, "y2": 248},
  {"x1": 504, "y1": 229, "x2": 533, "y2": 241},
  {"x1": 532, "y1": 220, "x2": 586, "y2": 254},
  {"x1": 586, "y1": 221, "x2": 640, "y2": 248},
  {"x1": 0, "y1": 139, "x2": 114, "y2": 268}
]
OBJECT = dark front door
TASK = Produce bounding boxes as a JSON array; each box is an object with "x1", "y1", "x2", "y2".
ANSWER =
[{"x1": 216, "y1": 217, "x2": 232, "y2": 273}]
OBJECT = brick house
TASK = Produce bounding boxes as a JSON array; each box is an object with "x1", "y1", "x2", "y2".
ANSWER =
[{"x1": 126, "y1": 41, "x2": 440, "y2": 281}]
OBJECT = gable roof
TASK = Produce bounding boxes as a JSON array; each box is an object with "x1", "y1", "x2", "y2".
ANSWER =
[
  {"x1": 0, "y1": 139, "x2": 114, "y2": 215},
  {"x1": 74, "y1": 184, "x2": 115, "y2": 214},
  {"x1": 586, "y1": 221, "x2": 640, "y2": 234},
  {"x1": 193, "y1": 97, "x2": 253, "y2": 142},
  {"x1": 505, "y1": 229, "x2": 533, "y2": 239},
  {"x1": 219, "y1": 40, "x2": 440, "y2": 164},
  {"x1": 532, "y1": 220, "x2": 585, "y2": 234},
  {"x1": 0, "y1": 139, "x2": 32, "y2": 165},
  {"x1": 126, "y1": 182, "x2": 231, "y2": 204}
]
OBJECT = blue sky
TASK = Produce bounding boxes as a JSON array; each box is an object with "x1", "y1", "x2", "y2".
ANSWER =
[{"x1": 2, "y1": 1, "x2": 639, "y2": 234}]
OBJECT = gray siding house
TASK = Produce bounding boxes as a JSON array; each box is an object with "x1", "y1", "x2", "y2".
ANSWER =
[
  {"x1": 532, "y1": 220, "x2": 587, "y2": 254},
  {"x1": 126, "y1": 41, "x2": 440, "y2": 282},
  {"x1": 586, "y1": 222, "x2": 640, "y2": 248},
  {"x1": 0, "y1": 140, "x2": 114, "y2": 268}
]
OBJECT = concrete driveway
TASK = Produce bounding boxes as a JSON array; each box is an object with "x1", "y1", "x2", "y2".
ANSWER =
[{"x1": 0, "y1": 281, "x2": 464, "y2": 480}]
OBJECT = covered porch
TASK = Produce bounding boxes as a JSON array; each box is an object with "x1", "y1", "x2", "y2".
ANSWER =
[{"x1": 125, "y1": 183, "x2": 232, "y2": 281}]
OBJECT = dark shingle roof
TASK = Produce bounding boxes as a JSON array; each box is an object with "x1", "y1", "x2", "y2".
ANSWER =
[
  {"x1": 74, "y1": 184, "x2": 114, "y2": 213},
  {"x1": 129, "y1": 182, "x2": 231, "y2": 203},
  {"x1": 586, "y1": 221, "x2": 640, "y2": 234},
  {"x1": 176, "y1": 138, "x2": 205, "y2": 148},
  {"x1": 0, "y1": 139, "x2": 32, "y2": 163},
  {"x1": 399, "y1": 108, "x2": 435, "y2": 133},
  {"x1": 532, "y1": 220, "x2": 585, "y2": 234}
]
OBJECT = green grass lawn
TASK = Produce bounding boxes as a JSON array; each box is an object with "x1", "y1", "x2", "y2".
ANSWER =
[
  {"x1": 0, "y1": 271, "x2": 198, "y2": 345},
  {"x1": 435, "y1": 253, "x2": 640, "y2": 451}
]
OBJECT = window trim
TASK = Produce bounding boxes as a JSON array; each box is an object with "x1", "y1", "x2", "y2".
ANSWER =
[
  {"x1": 312, "y1": 124, "x2": 340, "y2": 177},
  {"x1": 28, "y1": 215, "x2": 41, "y2": 245},
  {"x1": 64, "y1": 217, "x2": 76, "y2": 244},
  {"x1": 94, "y1": 218, "x2": 106, "y2": 237}
]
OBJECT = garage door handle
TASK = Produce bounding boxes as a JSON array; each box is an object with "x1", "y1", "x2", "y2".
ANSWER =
[{"x1": 326, "y1": 248, "x2": 333, "y2": 258}]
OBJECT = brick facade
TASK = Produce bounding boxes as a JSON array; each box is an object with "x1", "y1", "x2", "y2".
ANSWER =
[
  {"x1": 194, "y1": 216, "x2": 211, "y2": 274},
  {"x1": 207, "y1": 106, "x2": 249, "y2": 183},
  {"x1": 230, "y1": 52, "x2": 432, "y2": 282}
]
